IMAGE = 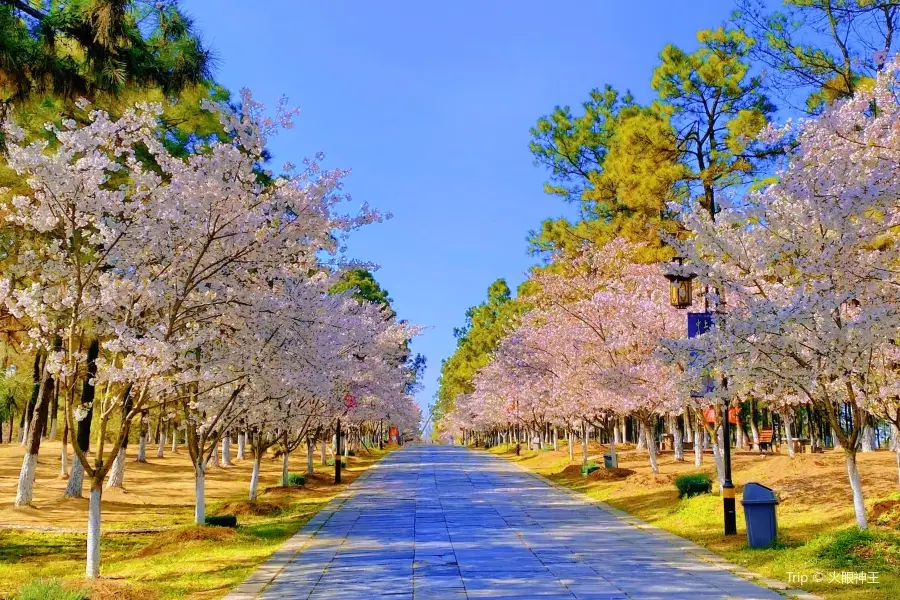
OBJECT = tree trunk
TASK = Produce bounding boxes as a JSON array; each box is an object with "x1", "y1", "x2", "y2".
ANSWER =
[
  {"x1": 86, "y1": 486, "x2": 102, "y2": 578},
  {"x1": 320, "y1": 439, "x2": 327, "y2": 465},
  {"x1": 156, "y1": 428, "x2": 165, "y2": 459},
  {"x1": 171, "y1": 428, "x2": 178, "y2": 453},
  {"x1": 105, "y1": 446, "x2": 127, "y2": 488},
  {"x1": 222, "y1": 433, "x2": 232, "y2": 466},
  {"x1": 64, "y1": 339, "x2": 99, "y2": 499},
  {"x1": 693, "y1": 412, "x2": 703, "y2": 466},
  {"x1": 845, "y1": 449, "x2": 868, "y2": 529},
  {"x1": 861, "y1": 420, "x2": 875, "y2": 452},
  {"x1": 236, "y1": 430, "x2": 246, "y2": 460},
  {"x1": 15, "y1": 352, "x2": 52, "y2": 507},
  {"x1": 673, "y1": 415, "x2": 684, "y2": 461},
  {"x1": 67, "y1": 460, "x2": 85, "y2": 498},
  {"x1": 136, "y1": 433, "x2": 147, "y2": 463},
  {"x1": 568, "y1": 428, "x2": 574, "y2": 462},
  {"x1": 636, "y1": 421, "x2": 647, "y2": 450},
  {"x1": 59, "y1": 420, "x2": 69, "y2": 479},
  {"x1": 783, "y1": 409, "x2": 796, "y2": 458},
  {"x1": 581, "y1": 421, "x2": 588, "y2": 467},
  {"x1": 553, "y1": 427, "x2": 559, "y2": 451},
  {"x1": 749, "y1": 398, "x2": 761, "y2": 452},
  {"x1": 644, "y1": 421, "x2": 659, "y2": 474},
  {"x1": 194, "y1": 465, "x2": 206, "y2": 525},
  {"x1": 20, "y1": 352, "x2": 42, "y2": 446},
  {"x1": 895, "y1": 442, "x2": 900, "y2": 488},
  {"x1": 206, "y1": 443, "x2": 218, "y2": 470},
  {"x1": 249, "y1": 454, "x2": 262, "y2": 501},
  {"x1": 306, "y1": 437, "x2": 314, "y2": 475},
  {"x1": 282, "y1": 449, "x2": 290, "y2": 487}
]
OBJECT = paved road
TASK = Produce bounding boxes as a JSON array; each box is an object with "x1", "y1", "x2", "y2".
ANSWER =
[{"x1": 250, "y1": 445, "x2": 786, "y2": 600}]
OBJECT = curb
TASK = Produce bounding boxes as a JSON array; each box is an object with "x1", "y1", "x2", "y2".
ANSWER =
[
  {"x1": 500, "y1": 454, "x2": 822, "y2": 600},
  {"x1": 221, "y1": 454, "x2": 390, "y2": 600}
]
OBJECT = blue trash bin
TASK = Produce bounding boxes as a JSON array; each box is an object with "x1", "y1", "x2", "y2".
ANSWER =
[{"x1": 741, "y1": 482, "x2": 779, "y2": 548}]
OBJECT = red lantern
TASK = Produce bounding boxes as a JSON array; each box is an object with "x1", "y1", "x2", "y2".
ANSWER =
[{"x1": 703, "y1": 406, "x2": 739, "y2": 424}]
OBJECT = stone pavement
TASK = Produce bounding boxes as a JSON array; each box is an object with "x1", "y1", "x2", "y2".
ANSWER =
[{"x1": 226, "y1": 445, "x2": 798, "y2": 600}]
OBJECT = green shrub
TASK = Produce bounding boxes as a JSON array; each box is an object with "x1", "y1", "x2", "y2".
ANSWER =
[
  {"x1": 580, "y1": 462, "x2": 601, "y2": 476},
  {"x1": 542, "y1": 445, "x2": 554, "y2": 451},
  {"x1": 286, "y1": 473, "x2": 305, "y2": 487},
  {"x1": 347, "y1": 449, "x2": 356, "y2": 457},
  {"x1": 675, "y1": 473, "x2": 712, "y2": 499},
  {"x1": 16, "y1": 579, "x2": 88, "y2": 600},
  {"x1": 205, "y1": 515, "x2": 238, "y2": 528},
  {"x1": 326, "y1": 458, "x2": 347, "y2": 468}
]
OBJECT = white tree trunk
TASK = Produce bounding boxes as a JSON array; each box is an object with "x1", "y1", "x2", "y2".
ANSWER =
[
  {"x1": 644, "y1": 423, "x2": 659, "y2": 474},
  {"x1": 136, "y1": 434, "x2": 147, "y2": 463},
  {"x1": 568, "y1": 428, "x2": 574, "y2": 462},
  {"x1": 194, "y1": 466, "x2": 206, "y2": 525},
  {"x1": 608, "y1": 427, "x2": 618, "y2": 468},
  {"x1": 896, "y1": 444, "x2": 900, "y2": 488},
  {"x1": 49, "y1": 417, "x2": 57, "y2": 440},
  {"x1": 60, "y1": 443, "x2": 68, "y2": 478},
  {"x1": 636, "y1": 422, "x2": 647, "y2": 450},
  {"x1": 281, "y1": 450, "x2": 289, "y2": 487},
  {"x1": 320, "y1": 439, "x2": 327, "y2": 465},
  {"x1": 694, "y1": 425, "x2": 703, "y2": 467},
  {"x1": 249, "y1": 455, "x2": 262, "y2": 501},
  {"x1": 620, "y1": 418, "x2": 626, "y2": 444},
  {"x1": 581, "y1": 421, "x2": 588, "y2": 467},
  {"x1": 86, "y1": 487, "x2": 101, "y2": 578},
  {"x1": 833, "y1": 428, "x2": 843, "y2": 449},
  {"x1": 673, "y1": 416, "x2": 684, "y2": 461},
  {"x1": 553, "y1": 427, "x2": 559, "y2": 451},
  {"x1": 106, "y1": 447, "x2": 127, "y2": 488},
  {"x1": 221, "y1": 434, "x2": 232, "y2": 466},
  {"x1": 306, "y1": 438, "x2": 314, "y2": 475},
  {"x1": 171, "y1": 429, "x2": 178, "y2": 453},
  {"x1": 20, "y1": 417, "x2": 29, "y2": 446},
  {"x1": 14, "y1": 453, "x2": 38, "y2": 507},
  {"x1": 861, "y1": 423, "x2": 875, "y2": 452},
  {"x1": 236, "y1": 431, "x2": 246, "y2": 460},
  {"x1": 613, "y1": 421, "x2": 621, "y2": 444},
  {"x1": 783, "y1": 411, "x2": 796, "y2": 457},
  {"x1": 710, "y1": 431, "x2": 726, "y2": 491},
  {"x1": 65, "y1": 460, "x2": 85, "y2": 498},
  {"x1": 206, "y1": 444, "x2": 218, "y2": 470},
  {"x1": 156, "y1": 429, "x2": 165, "y2": 458},
  {"x1": 845, "y1": 451, "x2": 868, "y2": 529}
]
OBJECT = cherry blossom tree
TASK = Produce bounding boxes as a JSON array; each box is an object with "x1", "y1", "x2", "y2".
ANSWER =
[{"x1": 665, "y1": 60, "x2": 900, "y2": 529}]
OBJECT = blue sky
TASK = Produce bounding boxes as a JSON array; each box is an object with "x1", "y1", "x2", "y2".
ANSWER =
[{"x1": 185, "y1": 0, "x2": 736, "y2": 420}]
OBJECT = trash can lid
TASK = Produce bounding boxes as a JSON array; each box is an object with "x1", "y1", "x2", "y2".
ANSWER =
[{"x1": 741, "y1": 482, "x2": 779, "y2": 505}]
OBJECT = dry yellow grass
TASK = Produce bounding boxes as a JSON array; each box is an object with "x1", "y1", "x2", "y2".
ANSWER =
[
  {"x1": 489, "y1": 441, "x2": 900, "y2": 600},
  {"x1": 0, "y1": 439, "x2": 391, "y2": 599},
  {"x1": 0, "y1": 439, "x2": 365, "y2": 530}
]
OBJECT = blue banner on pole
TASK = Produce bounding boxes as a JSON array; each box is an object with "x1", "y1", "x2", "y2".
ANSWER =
[
  {"x1": 687, "y1": 312, "x2": 714, "y2": 339},
  {"x1": 687, "y1": 312, "x2": 715, "y2": 397}
]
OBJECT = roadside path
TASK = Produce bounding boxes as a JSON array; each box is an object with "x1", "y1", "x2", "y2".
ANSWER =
[{"x1": 227, "y1": 444, "x2": 799, "y2": 600}]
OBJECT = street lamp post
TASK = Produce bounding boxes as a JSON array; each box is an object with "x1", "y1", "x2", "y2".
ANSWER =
[{"x1": 665, "y1": 258, "x2": 736, "y2": 536}]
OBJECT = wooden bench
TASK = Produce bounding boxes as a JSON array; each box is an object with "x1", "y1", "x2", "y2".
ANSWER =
[{"x1": 759, "y1": 428, "x2": 775, "y2": 452}]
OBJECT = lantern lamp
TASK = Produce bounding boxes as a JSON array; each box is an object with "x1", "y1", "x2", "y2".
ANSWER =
[{"x1": 664, "y1": 257, "x2": 695, "y2": 309}]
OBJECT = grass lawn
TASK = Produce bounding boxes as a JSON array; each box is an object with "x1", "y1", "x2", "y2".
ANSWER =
[
  {"x1": 486, "y1": 441, "x2": 900, "y2": 600},
  {"x1": 0, "y1": 440, "x2": 392, "y2": 599}
]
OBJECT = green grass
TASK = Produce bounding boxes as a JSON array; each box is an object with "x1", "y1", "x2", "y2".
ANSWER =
[
  {"x1": 0, "y1": 500, "x2": 329, "y2": 599},
  {"x1": 14, "y1": 578, "x2": 89, "y2": 600}
]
